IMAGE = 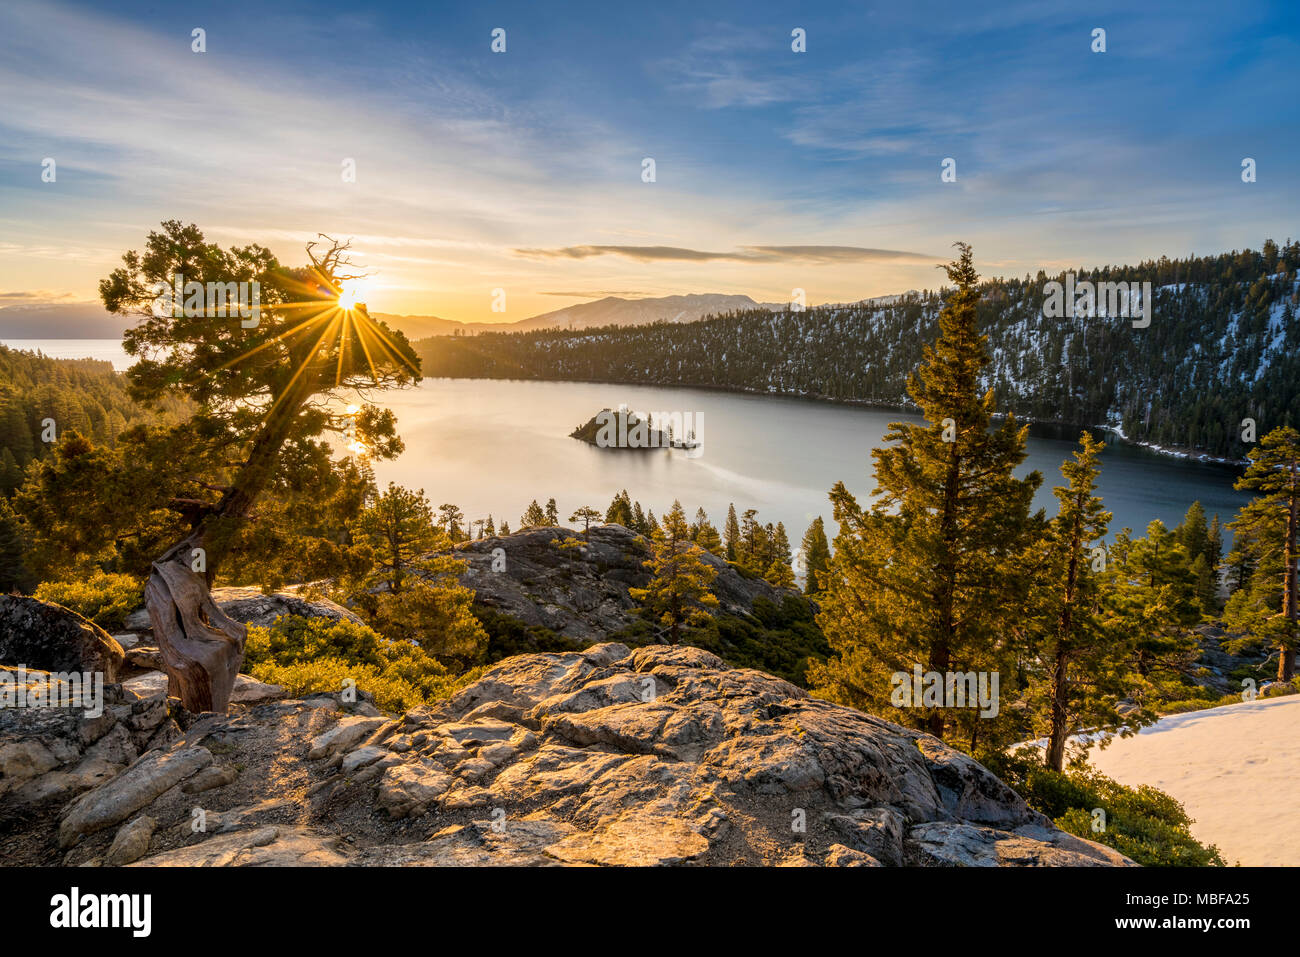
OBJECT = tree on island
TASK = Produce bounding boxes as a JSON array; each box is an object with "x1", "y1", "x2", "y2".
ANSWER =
[
  {"x1": 630, "y1": 501, "x2": 719, "y2": 643},
  {"x1": 97, "y1": 221, "x2": 419, "y2": 712},
  {"x1": 545, "y1": 498, "x2": 560, "y2": 526},
  {"x1": 809, "y1": 244, "x2": 1043, "y2": 742}
]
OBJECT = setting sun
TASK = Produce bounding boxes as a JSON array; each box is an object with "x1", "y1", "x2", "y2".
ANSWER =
[{"x1": 337, "y1": 279, "x2": 366, "y2": 311}]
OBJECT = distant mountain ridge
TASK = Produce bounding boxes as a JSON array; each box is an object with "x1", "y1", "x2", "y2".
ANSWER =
[
  {"x1": 0, "y1": 294, "x2": 786, "y2": 341},
  {"x1": 413, "y1": 240, "x2": 1300, "y2": 460},
  {"x1": 373, "y1": 293, "x2": 784, "y2": 339}
]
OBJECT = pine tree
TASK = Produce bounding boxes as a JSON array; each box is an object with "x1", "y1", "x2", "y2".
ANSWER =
[
  {"x1": 737, "y1": 508, "x2": 764, "y2": 573},
  {"x1": 485, "y1": 515, "x2": 495, "y2": 536},
  {"x1": 545, "y1": 497, "x2": 559, "y2": 526},
  {"x1": 724, "y1": 503, "x2": 740, "y2": 561},
  {"x1": 0, "y1": 447, "x2": 23, "y2": 497},
  {"x1": 521, "y1": 500, "x2": 548, "y2": 529},
  {"x1": 438, "y1": 503, "x2": 465, "y2": 542},
  {"x1": 606, "y1": 490, "x2": 633, "y2": 527},
  {"x1": 800, "y1": 517, "x2": 831, "y2": 595},
  {"x1": 765, "y1": 558, "x2": 796, "y2": 589},
  {"x1": 692, "y1": 508, "x2": 724, "y2": 556},
  {"x1": 773, "y1": 522, "x2": 793, "y2": 569},
  {"x1": 808, "y1": 244, "x2": 1043, "y2": 742},
  {"x1": 1233, "y1": 426, "x2": 1300, "y2": 679},
  {"x1": 629, "y1": 501, "x2": 719, "y2": 643},
  {"x1": 0, "y1": 496, "x2": 33, "y2": 593},
  {"x1": 631, "y1": 501, "x2": 647, "y2": 534},
  {"x1": 500, "y1": 520, "x2": 511, "y2": 535},
  {"x1": 351, "y1": 484, "x2": 441, "y2": 593},
  {"x1": 1032, "y1": 433, "x2": 1135, "y2": 771},
  {"x1": 1109, "y1": 520, "x2": 1202, "y2": 682},
  {"x1": 569, "y1": 505, "x2": 601, "y2": 537}
]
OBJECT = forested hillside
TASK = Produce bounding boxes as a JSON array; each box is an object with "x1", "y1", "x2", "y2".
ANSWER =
[
  {"x1": 0, "y1": 346, "x2": 189, "y2": 494},
  {"x1": 416, "y1": 240, "x2": 1300, "y2": 459}
]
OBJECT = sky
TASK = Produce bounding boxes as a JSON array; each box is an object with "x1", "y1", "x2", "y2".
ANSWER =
[{"x1": 1, "y1": 0, "x2": 1298, "y2": 324}]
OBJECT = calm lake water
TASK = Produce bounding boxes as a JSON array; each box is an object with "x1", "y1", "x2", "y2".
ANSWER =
[{"x1": 4, "y1": 339, "x2": 1251, "y2": 542}]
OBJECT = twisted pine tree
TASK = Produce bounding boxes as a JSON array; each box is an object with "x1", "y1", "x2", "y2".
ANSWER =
[
  {"x1": 810, "y1": 243, "x2": 1043, "y2": 742},
  {"x1": 99, "y1": 221, "x2": 419, "y2": 712}
]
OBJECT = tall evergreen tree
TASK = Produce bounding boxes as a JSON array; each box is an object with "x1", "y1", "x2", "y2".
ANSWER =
[
  {"x1": 520, "y1": 499, "x2": 548, "y2": 529},
  {"x1": 545, "y1": 497, "x2": 559, "y2": 526},
  {"x1": 800, "y1": 517, "x2": 832, "y2": 595},
  {"x1": 437, "y1": 503, "x2": 465, "y2": 542},
  {"x1": 724, "y1": 503, "x2": 740, "y2": 561},
  {"x1": 1233, "y1": 426, "x2": 1300, "y2": 680},
  {"x1": 691, "y1": 507, "x2": 724, "y2": 556},
  {"x1": 606, "y1": 490, "x2": 633, "y2": 527},
  {"x1": 629, "y1": 501, "x2": 719, "y2": 643},
  {"x1": 809, "y1": 244, "x2": 1043, "y2": 742},
  {"x1": 1032, "y1": 433, "x2": 1136, "y2": 771},
  {"x1": 351, "y1": 483, "x2": 440, "y2": 593}
]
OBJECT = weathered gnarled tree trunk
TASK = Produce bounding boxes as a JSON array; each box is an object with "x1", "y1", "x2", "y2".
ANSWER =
[{"x1": 146, "y1": 533, "x2": 247, "y2": 712}]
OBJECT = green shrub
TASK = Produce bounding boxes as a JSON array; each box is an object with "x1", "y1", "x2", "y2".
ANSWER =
[
  {"x1": 34, "y1": 572, "x2": 143, "y2": 630},
  {"x1": 244, "y1": 614, "x2": 479, "y2": 713},
  {"x1": 472, "y1": 605, "x2": 585, "y2": 662},
  {"x1": 983, "y1": 748, "x2": 1226, "y2": 867}
]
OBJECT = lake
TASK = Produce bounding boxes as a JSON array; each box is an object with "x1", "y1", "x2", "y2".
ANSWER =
[{"x1": 3, "y1": 339, "x2": 1251, "y2": 545}]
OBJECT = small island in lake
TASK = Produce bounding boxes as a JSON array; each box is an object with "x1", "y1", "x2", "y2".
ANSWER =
[{"x1": 571, "y1": 406, "x2": 701, "y2": 451}]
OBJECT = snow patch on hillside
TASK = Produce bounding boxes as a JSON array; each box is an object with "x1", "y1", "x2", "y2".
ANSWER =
[{"x1": 1036, "y1": 696, "x2": 1300, "y2": 865}]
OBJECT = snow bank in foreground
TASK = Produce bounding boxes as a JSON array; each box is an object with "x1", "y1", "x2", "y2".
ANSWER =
[{"x1": 1038, "y1": 696, "x2": 1300, "y2": 866}]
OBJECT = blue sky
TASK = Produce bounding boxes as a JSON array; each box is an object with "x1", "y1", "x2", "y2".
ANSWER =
[{"x1": 1, "y1": 0, "x2": 1297, "y2": 322}]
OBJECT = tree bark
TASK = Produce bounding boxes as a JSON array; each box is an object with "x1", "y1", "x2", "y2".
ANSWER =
[{"x1": 145, "y1": 532, "x2": 246, "y2": 712}]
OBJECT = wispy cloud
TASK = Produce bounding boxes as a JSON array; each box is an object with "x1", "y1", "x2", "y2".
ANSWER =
[
  {"x1": 514, "y1": 244, "x2": 940, "y2": 263},
  {"x1": 0, "y1": 289, "x2": 78, "y2": 302},
  {"x1": 538, "y1": 290, "x2": 654, "y2": 298}
]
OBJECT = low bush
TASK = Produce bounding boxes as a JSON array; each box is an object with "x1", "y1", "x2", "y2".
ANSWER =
[{"x1": 34, "y1": 572, "x2": 143, "y2": 630}]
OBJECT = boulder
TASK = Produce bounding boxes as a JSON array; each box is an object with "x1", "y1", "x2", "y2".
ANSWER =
[
  {"x1": 123, "y1": 586, "x2": 363, "y2": 633},
  {"x1": 0, "y1": 596, "x2": 124, "y2": 681},
  {"x1": 0, "y1": 666, "x2": 175, "y2": 815},
  {"x1": 122, "y1": 671, "x2": 284, "y2": 705},
  {"x1": 58, "y1": 745, "x2": 212, "y2": 847},
  {"x1": 448, "y1": 524, "x2": 798, "y2": 643},
  {"x1": 105, "y1": 814, "x2": 155, "y2": 866}
]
